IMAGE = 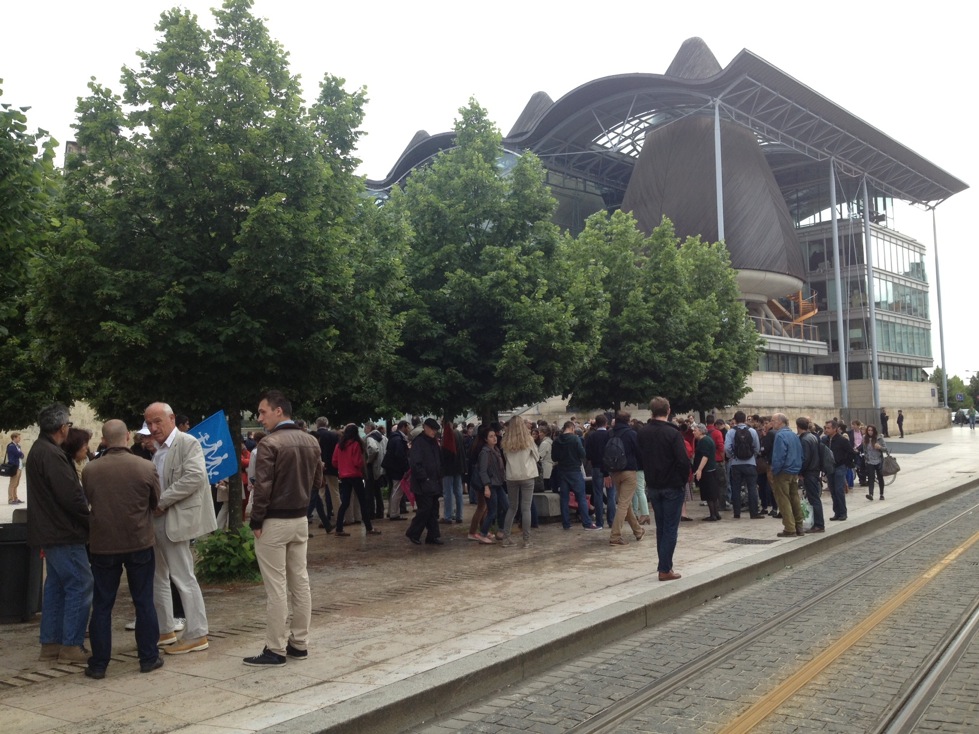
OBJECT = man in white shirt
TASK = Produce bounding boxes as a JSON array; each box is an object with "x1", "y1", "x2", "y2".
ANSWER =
[{"x1": 144, "y1": 402, "x2": 217, "y2": 655}]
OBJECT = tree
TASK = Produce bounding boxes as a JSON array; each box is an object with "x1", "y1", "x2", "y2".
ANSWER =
[
  {"x1": 566, "y1": 211, "x2": 758, "y2": 413},
  {"x1": 929, "y1": 367, "x2": 971, "y2": 410},
  {"x1": 30, "y1": 0, "x2": 402, "y2": 526},
  {"x1": 0, "y1": 84, "x2": 72, "y2": 430},
  {"x1": 389, "y1": 99, "x2": 604, "y2": 419}
]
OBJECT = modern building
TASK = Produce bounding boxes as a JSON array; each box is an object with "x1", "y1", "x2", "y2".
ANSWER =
[{"x1": 367, "y1": 38, "x2": 967, "y2": 427}]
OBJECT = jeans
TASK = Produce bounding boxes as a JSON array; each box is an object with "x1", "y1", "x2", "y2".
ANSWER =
[
  {"x1": 866, "y1": 462, "x2": 885, "y2": 498},
  {"x1": 801, "y1": 471, "x2": 824, "y2": 529},
  {"x1": 89, "y1": 548, "x2": 158, "y2": 671},
  {"x1": 590, "y1": 468, "x2": 614, "y2": 527},
  {"x1": 503, "y1": 479, "x2": 535, "y2": 540},
  {"x1": 442, "y1": 474, "x2": 464, "y2": 521},
  {"x1": 337, "y1": 477, "x2": 373, "y2": 532},
  {"x1": 307, "y1": 487, "x2": 330, "y2": 528},
  {"x1": 829, "y1": 464, "x2": 848, "y2": 519},
  {"x1": 476, "y1": 486, "x2": 499, "y2": 536},
  {"x1": 648, "y1": 487, "x2": 684, "y2": 573},
  {"x1": 729, "y1": 463, "x2": 760, "y2": 517},
  {"x1": 40, "y1": 544, "x2": 94, "y2": 647},
  {"x1": 558, "y1": 468, "x2": 593, "y2": 528}
]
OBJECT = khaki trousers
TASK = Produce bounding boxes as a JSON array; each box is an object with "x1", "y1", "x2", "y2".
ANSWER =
[
  {"x1": 771, "y1": 473, "x2": 803, "y2": 533},
  {"x1": 255, "y1": 517, "x2": 311, "y2": 656},
  {"x1": 610, "y1": 471, "x2": 643, "y2": 541}
]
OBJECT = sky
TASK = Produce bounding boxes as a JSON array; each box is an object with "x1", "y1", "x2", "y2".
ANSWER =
[{"x1": 2, "y1": 0, "x2": 975, "y2": 379}]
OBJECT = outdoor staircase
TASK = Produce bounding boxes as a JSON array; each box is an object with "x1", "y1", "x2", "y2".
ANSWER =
[{"x1": 766, "y1": 291, "x2": 819, "y2": 339}]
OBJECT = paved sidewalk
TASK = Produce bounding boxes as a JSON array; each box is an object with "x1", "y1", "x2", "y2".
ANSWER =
[{"x1": 1, "y1": 427, "x2": 977, "y2": 734}]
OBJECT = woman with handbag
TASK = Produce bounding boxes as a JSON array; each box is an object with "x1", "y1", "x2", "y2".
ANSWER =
[{"x1": 862, "y1": 424, "x2": 887, "y2": 501}]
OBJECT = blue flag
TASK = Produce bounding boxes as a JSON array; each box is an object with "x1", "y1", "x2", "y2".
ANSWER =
[{"x1": 188, "y1": 410, "x2": 236, "y2": 483}]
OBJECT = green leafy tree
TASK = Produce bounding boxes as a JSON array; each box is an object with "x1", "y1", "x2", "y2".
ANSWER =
[
  {"x1": 390, "y1": 99, "x2": 604, "y2": 419},
  {"x1": 30, "y1": 0, "x2": 401, "y2": 526},
  {"x1": 930, "y1": 367, "x2": 971, "y2": 410},
  {"x1": 0, "y1": 84, "x2": 72, "y2": 430},
  {"x1": 567, "y1": 211, "x2": 758, "y2": 413}
]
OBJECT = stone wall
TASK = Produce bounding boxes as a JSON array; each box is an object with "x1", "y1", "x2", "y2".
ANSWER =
[{"x1": 1, "y1": 402, "x2": 104, "y2": 460}]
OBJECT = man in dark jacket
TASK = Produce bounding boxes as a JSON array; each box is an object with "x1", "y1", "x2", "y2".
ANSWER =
[
  {"x1": 584, "y1": 414, "x2": 613, "y2": 529},
  {"x1": 823, "y1": 419, "x2": 851, "y2": 521},
  {"x1": 82, "y1": 419, "x2": 162, "y2": 678},
  {"x1": 636, "y1": 397, "x2": 688, "y2": 581},
  {"x1": 551, "y1": 421, "x2": 597, "y2": 530},
  {"x1": 313, "y1": 417, "x2": 340, "y2": 520},
  {"x1": 608, "y1": 411, "x2": 644, "y2": 546},
  {"x1": 384, "y1": 420, "x2": 411, "y2": 520},
  {"x1": 797, "y1": 417, "x2": 824, "y2": 534},
  {"x1": 244, "y1": 390, "x2": 325, "y2": 667},
  {"x1": 26, "y1": 403, "x2": 93, "y2": 664},
  {"x1": 406, "y1": 418, "x2": 443, "y2": 545}
]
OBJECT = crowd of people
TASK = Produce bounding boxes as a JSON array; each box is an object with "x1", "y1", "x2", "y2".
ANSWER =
[{"x1": 13, "y1": 391, "x2": 902, "y2": 677}]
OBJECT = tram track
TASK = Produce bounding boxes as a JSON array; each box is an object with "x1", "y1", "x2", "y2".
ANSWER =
[{"x1": 567, "y1": 504, "x2": 979, "y2": 734}]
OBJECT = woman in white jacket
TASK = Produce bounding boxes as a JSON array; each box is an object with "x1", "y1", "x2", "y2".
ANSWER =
[{"x1": 500, "y1": 416, "x2": 540, "y2": 548}]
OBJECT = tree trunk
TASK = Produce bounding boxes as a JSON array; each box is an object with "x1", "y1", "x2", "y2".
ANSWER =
[{"x1": 226, "y1": 403, "x2": 243, "y2": 531}]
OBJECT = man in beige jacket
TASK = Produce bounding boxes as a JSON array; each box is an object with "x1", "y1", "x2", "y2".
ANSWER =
[{"x1": 145, "y1": 402, "x2": 217, "y2": 654}]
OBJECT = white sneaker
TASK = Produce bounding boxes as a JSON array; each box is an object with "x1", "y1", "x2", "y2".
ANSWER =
[
  {"x1": 174, "y1": 618, "x2": 186, "y2": 632},
  {"x1": 125, "y1": 620, "x2": 136, "y2": 631}
]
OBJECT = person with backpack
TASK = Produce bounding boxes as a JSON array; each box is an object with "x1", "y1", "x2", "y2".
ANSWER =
[
  {"x1": 723, "y1": 411, "x2": 764, "y2": 519},
  {"x1": 606, "y1": 411, "x2": 644, "y2": 546},
  {"x1": 796, "y1": 417, "x2": 825, "y2": 533},
  {"x1": 584, "y1": 414, "x2": 613, "y2": 529}
]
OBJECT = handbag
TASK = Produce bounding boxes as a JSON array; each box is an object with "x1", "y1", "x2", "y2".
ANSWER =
[
  {"x1": 882, "y1": 453, "x2": 901, "y2": 476},
  {"x1": 0, "y1": 462, "x2": 15, "y2": 477}
]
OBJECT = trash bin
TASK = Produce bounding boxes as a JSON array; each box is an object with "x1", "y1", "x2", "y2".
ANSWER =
[{"x1": 0, "y1": 509, "x2": 44, "y2": 621}]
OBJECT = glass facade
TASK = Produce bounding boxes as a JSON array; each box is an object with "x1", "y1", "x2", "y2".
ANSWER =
[
  {"x1": 758, "y1": 353, "x2": 813, "y2": 374},
  {"x1": 798, "y1": 211, "x2": 931, "y2": 383}
]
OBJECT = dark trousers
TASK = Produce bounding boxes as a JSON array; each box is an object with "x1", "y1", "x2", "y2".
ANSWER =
[
  {"x1": 801, "y1": 471, "x2": 825, "y2": 530},
  {"x1": 649, "y1": 487, "x2": 684, "y2": 574},
  {"x1": 866, "y1": 462, "x2": 885, "y2": 498},
  {"x1": 89, "y1": 548, "x2": 159, "y2": 671},
  {"x1": 407, "y1": 492, "x2": 440, "y2": 542},
  {"x1": 366, "y1": 468, "x2": 385, "y2": 519},
  {"x1": 307, "y1": 488, "x2": 330, "y2": 528},
  {"x1": 337, "y1": 477, "x2": 373, "y2": 532}
]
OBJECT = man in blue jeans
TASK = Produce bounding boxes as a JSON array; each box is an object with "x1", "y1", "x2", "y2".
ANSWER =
[
  {"x1": 724, "y1": 410, "x2": 764, "y2": 519},
  {"x1": 551, "y1": 421, "x2": 598, "y2": 530},
  {"x1": 583, "y1": 414, "x2": 612, "y2": 528},
  {"x1": 25, "y1": 403, "x2": 93, "y2": 665},
  {"x1": 636, "y1": 397, "x2": 689, "y2": 581},
  {"x1": 797, "y1": 417, "x2": 825, "y2": 533},
  {"x1": 82, "y1": 420, "x2": 164, "y2": 678}
]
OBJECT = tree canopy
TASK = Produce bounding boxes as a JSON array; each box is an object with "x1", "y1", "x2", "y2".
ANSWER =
[
  {"x1": 389, "y1": 99, "x2": 604, "y2": 419},
  {"x1": 29, "y1": 0, "x2": 402, "y2": 522},
  {"x1": 0, "y1": 83, "x2": 71, "y2": 430},
  {"x1": 566, "y1": 210, "x2": 758, "y2": 413}
]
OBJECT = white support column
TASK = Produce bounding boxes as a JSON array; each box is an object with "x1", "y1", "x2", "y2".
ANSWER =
[
  {"x1": 714, "y1": 99, "x2": 725, "y2": 243},
  {"x1": 862, "y1": 179, "x2": 881, "y2": 409},
  {"x1": 933, "y1": 208, "x2": 949, "y2": 408},
  {"x1": 830, "y1": 160, "x2": 848, "y2": 408}
]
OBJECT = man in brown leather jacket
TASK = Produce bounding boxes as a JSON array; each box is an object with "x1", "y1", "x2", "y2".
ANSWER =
[{"x1": 244, "y1": 390, "x2": 325, "y2": 667}]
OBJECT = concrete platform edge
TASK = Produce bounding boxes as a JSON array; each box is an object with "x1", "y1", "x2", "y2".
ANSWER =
[{"x1": 265, "y1": 474, "x2": 979, "y2": 734}]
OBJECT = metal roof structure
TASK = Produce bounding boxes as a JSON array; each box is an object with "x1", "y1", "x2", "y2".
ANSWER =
[{"x1": 367, "y1": 39, "x2": 967, "y2": 217}]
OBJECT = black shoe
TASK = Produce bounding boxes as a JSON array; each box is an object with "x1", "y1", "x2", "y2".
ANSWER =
[
  {"x1": 323, "y1": 521, "x2": 334, "y2": 533},
  {"x1": 84, "y1": 667, "x2": 106, "y2": 680},
  {"x1": 285, "y1": 643, "x2": 307, "y2": 660},
  {"x1": 733, "y1": 514, "x2": 741, "y2": 519},
  {"x1": 425, "y1": 538, "x2": 445, "y2": 545},
  {"x1": 750, "y1": 514, "x2": 766, "y2": 519},
  {"x1": 140, "y1": 657, "x2": 164, "y2": 673},
  {"x1": 406, "y1": 534, "x2": 422, "y2": 545},
  {"x1": 703, "y1": 516, "x2": 719, "y2": 522},
  {"x1": 243, "y1": 647, "x2": 286, "y2": 667},
  {"x1": 388, "y1": 516, "x2": 406, "y2": 521}
]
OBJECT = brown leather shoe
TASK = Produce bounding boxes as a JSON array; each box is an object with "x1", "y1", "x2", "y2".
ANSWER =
[
  {"x1": 57, "y1": 645, "x2": 90, "y2": 665},
  {"x1": 609, "y1": 537, "x2": 627, "y2": 546},
  {"x1": 38, "y1": 643, "x2": 60, "y2": 661},
  {"x1": 658, "y1": 571, "x2": 681, "y2": 581},
  {"x1": 776, "y1": 531, "x2": 798, "y2": 538},
  {"x1": 158, "y1": 632, "x2": 178, "y2": 647},
  {"x1": 634, "y1": 528, "x2": 646, "y2": 542},
  {"x1": 164, "y1": 635, "x2": 208, "y2": 655}
]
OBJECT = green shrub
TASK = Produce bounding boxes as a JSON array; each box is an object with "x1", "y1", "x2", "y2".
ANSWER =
[{"x1": 195, "y1": 526, "x2": 262, "y2": 583}]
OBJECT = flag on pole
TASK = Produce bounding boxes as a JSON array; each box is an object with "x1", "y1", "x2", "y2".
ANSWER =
[{"x1": 188, "y1": 410, "x2": 236, "y2": 483}]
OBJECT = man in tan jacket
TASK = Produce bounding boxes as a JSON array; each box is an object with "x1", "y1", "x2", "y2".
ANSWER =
[
  {"x1": 81, "y1": 420, "x2": 163, "y2": 678},
  {"x1": 145, "y1": 402, "x2": 217, "y2": 654}
]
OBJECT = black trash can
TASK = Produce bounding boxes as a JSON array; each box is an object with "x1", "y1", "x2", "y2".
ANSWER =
[{"x1": 0, "y1": 509, "x2": 44, "y2": 621}]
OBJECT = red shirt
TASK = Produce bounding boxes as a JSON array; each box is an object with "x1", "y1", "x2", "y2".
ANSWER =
[{"x1": 332, "y1": 440, "x2": 366, "y2": 479}]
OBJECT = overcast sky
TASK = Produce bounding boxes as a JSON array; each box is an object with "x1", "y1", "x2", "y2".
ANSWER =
[{"x1": 3, "y1": 0, "x2": 974, "y2": 382}]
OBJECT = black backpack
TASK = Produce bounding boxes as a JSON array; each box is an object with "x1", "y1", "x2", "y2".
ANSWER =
[
  {"x1": 732, "y1": 425, "x2": 754, "y2": 460},
  {"x1": 819, "y1": 441, "x2": 836, "y2": 475},
  {"x1": 603, "y1": 435, "x2": 628, "y2": 473}
]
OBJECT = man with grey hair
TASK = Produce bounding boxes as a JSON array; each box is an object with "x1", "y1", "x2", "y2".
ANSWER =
[
  {"x1": 769, "y1": 413, "x2": 804, "y2": 537},
  {"x1": 144, "y1": 401, "x2": 217, "y2": 655},
  {"x1": 26, "y1": 403, "x2": 93, "y2": 664}
]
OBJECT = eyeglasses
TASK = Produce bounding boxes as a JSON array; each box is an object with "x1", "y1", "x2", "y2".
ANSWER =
[{"x1": 65, "y1": 421, "x2": 74, "y2": 429}]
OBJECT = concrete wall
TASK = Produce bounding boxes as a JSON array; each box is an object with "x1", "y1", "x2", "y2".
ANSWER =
[
  {"x1": 1, "y1": 402, "x2": 103, "y2": 461},
  {"x1": 743, "y1": 372, "x2": 836, "y2": 407}
]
